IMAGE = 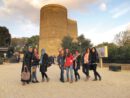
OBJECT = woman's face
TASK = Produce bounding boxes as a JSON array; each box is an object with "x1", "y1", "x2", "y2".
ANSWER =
[
  {"x1": 86, "y1": 48, "x2": 90, "y2": 53},
  {"x1": 92, "y1": 48, "x2": 95, "y2": 53},
  {"x1": 34, "y1": 48, "x2": 38, "y2": 53},
  {"x1": 76, "y1": 51, "x2": 79, "y2": 55},
  {"x1": 29, "y1": 48, "x2": 33, "y2": 52},
  {"x1": 61, "y1": 50, "x2": 64, "y2": 55},
  {"x1": 66, "y1": 49, "x2": 69, "y2": 53}
]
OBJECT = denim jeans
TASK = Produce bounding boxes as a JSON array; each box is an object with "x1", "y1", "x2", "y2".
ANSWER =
[
  {"x1": 31, "y1": 66, "x2": 37, "y2": 81},
  {"x1": 66, "y1": 65, "x2": 73, "y2": 81},
  {"x1": 82, "y1": 63, "x2": 89, "y2": 77},
  {"x1": 74, "y1": 67, "x2": 80, "y2": 80}
]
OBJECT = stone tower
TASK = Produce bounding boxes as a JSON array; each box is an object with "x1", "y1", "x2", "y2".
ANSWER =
[{"x1": 39, "y1": 4, "x2": 78, "y2": 55}]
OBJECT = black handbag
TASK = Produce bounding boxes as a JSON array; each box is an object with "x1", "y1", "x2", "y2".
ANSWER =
[{"x1": 89, "y1": 63, "x2": 94, "y2": 70}]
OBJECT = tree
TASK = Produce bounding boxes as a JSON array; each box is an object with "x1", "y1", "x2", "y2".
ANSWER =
[
  {"x1": 61, "y1": 36, "x2": 73, "y2": 51},
  {"x1": 0, "y1": 26, "x2": 11, "y2": 47},
  {"x1": 61, "y1": 35, "x2": 93, "y2": 53},
  {"x1": 11, "y1": 37, "x2": 28, "y2": 51},
  {"x1": 27, "y1": 35, "x2": 39, "y2": 48},
  {"x1": 114, "y1": 31, "x2": 128, "y2": 46},
  {"x1": 96, "y1": 42, "x2": 130, "y2": 63},
  {"x1": 77, "y1": 35, "x2": 93, "y2": 53}
]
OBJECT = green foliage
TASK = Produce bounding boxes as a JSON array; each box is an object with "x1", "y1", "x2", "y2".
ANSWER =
[
  {"x1": 11, "y1": 37, "x2": 28, "y2": 51},
  {"x1": 11, "y1": 35, "x2": 39, "y2": 52},
  {"x1": 0, "y1": 26, "x2": 11, "y2": 47},
  {"x1": 97, "y1": 42, "x2": 130, "y2": 63},
  {"x1": 61, "y1": 36, "x2": 73, "y2": 50},
  {"x1": 77, "y1": 35, "x2": 93, "y2": 53},
  {"x1": 61, "y1": 35, "x2": 93, "y2": 54},
  {"x1": 27, "y1": 35, "x2": 39, "y2": 48}
]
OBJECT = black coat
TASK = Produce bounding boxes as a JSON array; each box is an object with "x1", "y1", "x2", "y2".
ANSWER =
[
  {"x1": 90, "y1": 52, "x2": 98, "y2": 63},
  {"x1": 40, "y1": 53, "x2": 49, "y2": 72},
  {"x1": 22, "y1": 51, "x2": 33, "y2": 72},
  {"x1": 73, "y1": 55, "x2": 81, "y2": 69},
  {"x1": 32, "y1": 54, "x2": 39, "y2": 66},
  {"x1": 23, "y1": 51, "x2": 33, "y2": 66}
]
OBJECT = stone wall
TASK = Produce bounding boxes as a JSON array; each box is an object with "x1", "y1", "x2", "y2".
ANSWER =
[{"x1": 39, "y1": 4, "x2": 78, "y2": 55}]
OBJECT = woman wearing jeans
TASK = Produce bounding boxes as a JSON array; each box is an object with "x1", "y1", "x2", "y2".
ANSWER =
[
  {"x1": 57, "y1": 49, "x2": 65, "y2": 82},
  {"x1": 64, "y1": 49, "x2": 74, "y2": 83},
  {"x1": 31, "y1": 48, "x2": 39, "y2": 83},
  {"x1": 82, "y1": 48, "x2": 90, "y2": 81},
  {"x1": 73, "y1": 50, "x2": 81, "y2": 81}
]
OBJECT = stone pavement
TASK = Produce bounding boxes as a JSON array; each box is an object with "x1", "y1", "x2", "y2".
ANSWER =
[{"x1": 0, "y1": 63, "x2": 130, "y2": 98}]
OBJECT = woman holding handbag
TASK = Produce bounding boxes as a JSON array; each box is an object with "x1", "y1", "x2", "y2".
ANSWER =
[{"x1": 21, "y1": 47, "x2": 33, "y2": 85}]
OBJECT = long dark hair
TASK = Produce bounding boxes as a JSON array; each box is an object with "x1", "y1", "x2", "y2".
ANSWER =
[
  {"x1": 90, "y1": 47, "x2": 99, "y2": 59},
  {"x1": 85, "y1": 48, "x2": 90, "y2": 54}
]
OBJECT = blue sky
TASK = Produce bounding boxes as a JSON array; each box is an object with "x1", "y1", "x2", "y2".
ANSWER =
[{"x1": 0, "y1": 0, "x2": 130, "y2": 45}]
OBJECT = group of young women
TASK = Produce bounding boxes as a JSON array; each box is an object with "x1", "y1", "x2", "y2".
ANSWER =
[
  {"x1": 57, "y1": 47, "x2": 101, "y2": 83},
  {"x1": 21, "y1": 47, "x2": 101, "y2": 85},
  {"x1": 21, "y1": 47, "x2": 49, "y2": 85}
]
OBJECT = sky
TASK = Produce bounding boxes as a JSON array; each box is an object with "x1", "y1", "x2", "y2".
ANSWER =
[{"x1": 0, "y1": 0, "x2": 130, "y2": 45}]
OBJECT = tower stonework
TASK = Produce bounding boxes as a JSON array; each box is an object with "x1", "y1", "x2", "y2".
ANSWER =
[{"x1": 39, "y1": 4, "x2": 78, "y2": 55}]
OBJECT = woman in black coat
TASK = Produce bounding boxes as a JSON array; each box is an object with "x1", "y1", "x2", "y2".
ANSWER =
[
  {"x1": 39, "y1": 49, "x2": 49, "y2": 82},
  {"x1": 90, "y1": 47, "x2": 101, "y2": 81},
  {"x1": 21, "y1": 47, "x2": 33, "y2": 85}
]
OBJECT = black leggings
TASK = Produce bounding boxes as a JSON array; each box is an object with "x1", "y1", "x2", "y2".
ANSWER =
[
  {"x1": 74, "y1": 68, "x2": 80, "y2": 80},
  {"x1": 41, "y1": 72, "x2": 48, "y2": 79},
  {"x1": 82, "y1": 63, "x2": 89, "y2": 77},
  {"x1": 92, "y1": 64, "x2": 101, "y2": 80}
]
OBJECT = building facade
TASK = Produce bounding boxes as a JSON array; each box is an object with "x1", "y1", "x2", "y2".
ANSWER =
[{"x1": 39, "y1": 4, "x2": 78, "y2": 55}]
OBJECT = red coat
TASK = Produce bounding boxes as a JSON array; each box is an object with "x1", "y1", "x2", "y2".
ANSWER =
[{"x1": 64, "y1": 54, "x2": 73, "y2": 67}]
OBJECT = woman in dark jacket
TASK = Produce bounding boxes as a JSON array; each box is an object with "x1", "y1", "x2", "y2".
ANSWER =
[
  {"x1": 39, "y1": 49, "x2": 49, "y2": 82},
  {"x1": 21, "y1": 47, "x2": 33, "y2": 85},
  {"x1": 57, "y1": 49, "x2": 65, "y2": 82},
  {"x1": 73, "y1": 50, "x2": 81, "y2": 81},
  {"x1": 31, "y1": 48, "x2": 39, "y2": 83},
  {"x1": 90, "y1": 47, "x2": 101, "y2": 81}
]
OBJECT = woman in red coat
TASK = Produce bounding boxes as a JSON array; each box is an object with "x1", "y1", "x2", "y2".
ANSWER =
[{"x1": 64, "y1": 49, "x2": 74, "y2": 83}]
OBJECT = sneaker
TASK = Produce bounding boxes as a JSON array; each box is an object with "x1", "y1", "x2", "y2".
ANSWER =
[
  {"x1": 99, "y1": 77, "x2": 102, "y2": 81},
  {"x1": 42, "y1": 79, "x2": 45, "y2": 82},
  {"x1": 47, "y1": 78, "x2": 50, "y2": 82},
  {"x1": 22, "y1": 82, "x2": 25, "y2": 86},
  {"x1": 36, "y1": 80, "x2": 39, "y2": 83},
  {"x1": 75, "y1": 79, "x2": 78, "y2": 82},
  {"x1": 70, "y1": 80, "x2": 73, "y2": 83},
  {"x1": 67, "y1": 78, "x2": 69, "y2": 82},
  {"x1": 60, "y1": 79, "x2": 64, "y2": 83},
  {"x1": 32, "y1": 80, "x2": 36, "y2": 83},
  {"x1": 86, "y1": 76, "x2": 90, "y2": 81},
  {"x1": 93, "y1": 79, "x2": 97, "y2": 81}
]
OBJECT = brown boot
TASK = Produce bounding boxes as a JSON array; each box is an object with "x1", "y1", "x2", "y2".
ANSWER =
[{"x1": 67, "y1": 78, "x2": 69, "y2": 82}]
